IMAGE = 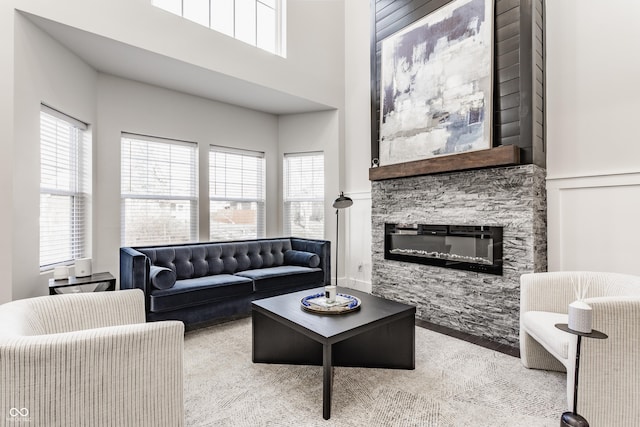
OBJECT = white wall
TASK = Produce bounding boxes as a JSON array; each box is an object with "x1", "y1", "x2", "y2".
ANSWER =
[
  {"x1": 95, "y1": 75, "x2": 280, "y2": 283},
  {"x1": 12, "y1": 0, "x2": 636, "y2": 303},
  {"x1": 344, "y1": 192, "x2": 372, "y2": 292},
  {"x1": 343, "y1": 0, "x2": 373, "y2": 291},
  {"x1": 2, "y1": 0, "x2": 346, "y2": 302},
  {"x1": 11, "y1": 14, "x2": 98, "y2": 300},
  {"x1": 278, "y1": 111, "x2": 341, "y2": 279},
  {"x1": 343, "y1": 0, "x2": 640, "y2": 281},
  {"x1": 0, "y1": 2, "x2": 15, "y2": 303},
  {"x1": 546, "y1": 0, "x2": 640, "y2": 274},
  {"x1": 13, "y1": 0, "x2": 344, "y2": 109}
]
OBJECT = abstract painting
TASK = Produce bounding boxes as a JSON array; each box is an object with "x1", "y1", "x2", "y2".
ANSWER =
[{"x1": 379, "y1": 0, "x2": 493, "y2": 166}]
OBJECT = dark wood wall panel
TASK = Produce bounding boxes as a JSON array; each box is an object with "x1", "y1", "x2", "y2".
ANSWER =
[
  {"x1": 370, "y1": 0, "x2": 546, "y2": 169},
  {"x1": 499, "y1": 78, "x2": 520, "y2": 97},
  {"x1": 496, "y1": 35, "x2": 520, "y2": 56},
  {"x1": 498, "y1": 63, "x2": 520, "y2": 83},
  {"x1": 495, "y1": 0, "x2": 518, "y2": 14},
  {"x1": 533, "y1": 0, "x2": 545, "y2": 164},
  {"x1": 497, "y1": 106, "x2": 519, "y2": 124},
  {"x1": 496, "y1": 21, "x2": 519, "y2": 40},
  {"x1": 500, "y1": 93, "x2": 520, "y2": 110},
  {"x1": 496, "y1": 4, "x2": 519, "y2": 25}
]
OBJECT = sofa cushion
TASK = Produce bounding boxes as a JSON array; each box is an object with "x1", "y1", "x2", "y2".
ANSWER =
[
  {"x1": 522, "y1": 311, "x2": 572, "y2": 360},
  {"x1": 284, "y1": 250, "x2": 320, "y2": 268},
  {"x1": 138, "y1": 239, "x2": 294, "y2": 279},
  {"x1": 235, "y1": 266, "x2": 323, "y2": 293},
  {"x1": 149, "y1": 274, "x2": 253, "y2": 313},
  {"x1": 149, "y1": 266, "x2": 177, "y2": 290}
]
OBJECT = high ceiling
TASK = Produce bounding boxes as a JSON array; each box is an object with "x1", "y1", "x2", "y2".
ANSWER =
[{"x1": 23, "y1": 12, "x2": 331, "y2": 115}]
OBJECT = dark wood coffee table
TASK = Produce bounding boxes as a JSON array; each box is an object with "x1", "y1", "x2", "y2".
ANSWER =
[{"x1": 251, "y1": 287, "x2": 416, "y2": 420}]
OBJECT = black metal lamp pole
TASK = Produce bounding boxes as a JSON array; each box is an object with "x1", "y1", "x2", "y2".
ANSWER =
[{"x1": 332, "y1": 192, "x2": 353, "y2": 287}]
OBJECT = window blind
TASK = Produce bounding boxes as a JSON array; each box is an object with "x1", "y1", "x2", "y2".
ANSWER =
[
  {"x1": 39, "y1": 105, "x2": 91, "y2": 269},
  {"x1": 283, "y1": 152, "x2": 324, "y2": 239},
  {"x1": 209, "y1": 145, "x2": 265, "y2": 240},
  {"x1": 121, "y1": 133, "x2": 198, "y2": 246}
]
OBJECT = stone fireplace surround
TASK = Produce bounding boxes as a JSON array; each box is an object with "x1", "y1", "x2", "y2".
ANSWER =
[{"x1": 371, "y1": 164, "x2": 547, "y2": 346}]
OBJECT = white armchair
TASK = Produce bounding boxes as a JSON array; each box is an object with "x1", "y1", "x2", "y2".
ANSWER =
[
  {"x1": 0, "y1": 289, "x2": 184, "y2": 426},
  {"x1": 520, "y1": 271, "x2": 640, "y2": 426}
]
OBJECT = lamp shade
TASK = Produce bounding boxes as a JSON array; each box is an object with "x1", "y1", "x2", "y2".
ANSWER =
[{"x1": 333, "y1": 192, "x2": 353, "y2": 209}]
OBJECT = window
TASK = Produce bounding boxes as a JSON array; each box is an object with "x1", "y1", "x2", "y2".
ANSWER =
[
  {"x1": 152, "y1": 0, "x2": 286, "y2": 56},
  {"x1": 39, "y1": 105, "x2": 91, "y2": 269},
  {"x1": 210, "y1": 146, "x2": 265, "y2": 240},
  {"x1": 121, "y1": 134, "x2": 198, "y2": 246},
  {"x1": 283, "y1": 152, "x2": 324, "y2": 239}
]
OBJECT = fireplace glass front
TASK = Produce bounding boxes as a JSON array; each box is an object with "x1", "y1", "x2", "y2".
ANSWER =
[{"x1": 384, "y1": 223, "x2": 503, "y2": 275}]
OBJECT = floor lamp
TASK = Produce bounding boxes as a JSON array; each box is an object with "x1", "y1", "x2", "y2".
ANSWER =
[{"x1": 332, "y1": 192, "x2": 353, "y2": 287}]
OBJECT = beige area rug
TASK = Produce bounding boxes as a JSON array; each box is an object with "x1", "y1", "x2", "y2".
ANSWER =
[{"x1": 184, "y1": 317, "x2": 565, "y2": 426}]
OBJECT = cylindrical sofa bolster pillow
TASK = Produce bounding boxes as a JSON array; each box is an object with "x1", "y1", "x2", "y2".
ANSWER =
[
  {"x1": 284, "y1": 250, "x2": 320, "y2": 268},
  {"x1": 149, "y1": 265, "x2": 177, "y2": 290}
]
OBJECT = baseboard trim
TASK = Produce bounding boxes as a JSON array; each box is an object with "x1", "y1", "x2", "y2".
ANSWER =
[
  {"x1": 184, "y1": 314, "x2": 250, "y2": 332},
  {"x1": 415, "y1": 319, "x2": 520, "y2": 358}
]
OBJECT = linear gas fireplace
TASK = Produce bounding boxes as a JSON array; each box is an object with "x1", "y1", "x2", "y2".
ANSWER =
[{"x1": 384, "y1": 223, "x2": 503, "y2": 275}]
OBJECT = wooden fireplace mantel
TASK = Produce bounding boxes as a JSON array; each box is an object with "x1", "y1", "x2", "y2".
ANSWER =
[{"x1": 368, "y1": 145, "x2": 521, "y2": 181}]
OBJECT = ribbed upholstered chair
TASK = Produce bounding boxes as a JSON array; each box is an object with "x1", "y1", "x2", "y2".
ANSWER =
[
  {"x1": 0, "y1": 289, "x2": 184, "y2": 426},
  {"x1": 520, "y1": 271, "x2": 640, "y2": 426}
]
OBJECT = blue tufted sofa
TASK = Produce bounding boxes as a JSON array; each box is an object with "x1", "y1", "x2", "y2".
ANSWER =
[{"x1": 120, "y1": 237, "x2": 330, "y2": 327}]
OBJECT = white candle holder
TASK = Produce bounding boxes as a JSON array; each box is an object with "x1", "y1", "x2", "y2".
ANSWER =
[
  {"x1": 325, "y1": 285, "x2": 337, "y2": 303},
  {"x1": 53, "y1": 266, "x2": 69, "y2": 281},
  {"x1": 568, "y1": 300, "x2": 593, "y2": 333},
  {"x1": 75, "y1": 258, "x2": 92, "y2": 277}
]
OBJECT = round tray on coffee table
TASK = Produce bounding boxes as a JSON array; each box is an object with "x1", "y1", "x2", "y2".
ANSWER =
[{"x1": 300, "y1": 292, "x2": 361, "y2": 314}]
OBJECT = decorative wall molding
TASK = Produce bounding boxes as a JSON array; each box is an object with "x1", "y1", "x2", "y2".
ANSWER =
[
  {"x1": 546, "y1": 171, "x2": 640, "y2": 186},
  {"x1": 344, "y1": 191, "x2": 372, "y2": 293},
  {"x1": 546, "y1": 171, "x2": 640, "y2": 274}
]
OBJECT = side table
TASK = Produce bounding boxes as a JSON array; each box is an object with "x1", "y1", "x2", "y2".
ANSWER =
[
  {"x1": 555, "y1": 323, "x2": 608, "y2": 427},
  {"x1": 49, "y1": 272, "x2": 116, "y2": 295}
]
